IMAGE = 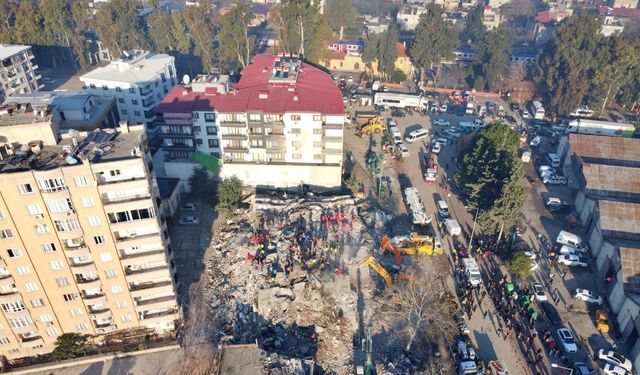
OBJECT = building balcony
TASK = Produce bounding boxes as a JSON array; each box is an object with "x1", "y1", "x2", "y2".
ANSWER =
[
  {"x1": 160, "y1": 132, "x2": 194, "y2": 139},
  {"x1": 0, "y1": 275, "x2": 16, "y2": 289},
  {"x1": 69, "y1": 262, "x2": 97, "y2": 274},
  {"x1": 82, "y1": 293, "x2": 108, "y2": 305},
  {"x1": 88, "y1": 307, "x2": 112, "y2": 320},
  {"x1": 11, "y1": 324, "x2": 37, "y2": 335},
  {"x1": 134, "y1": 295, "x2": 176, "y2": 311},
  {"x1": 129, "y1": 280, "x2": 174, "y2": 298},
  {"x1": 115, "y1": 232, "x2": 161, "y2": 247},
  {"x1": 140, "y1": 309, "x2": 179, "y2": 326},
  {"x1": 103, "y1": 193, "x2": 152, "y2": 205},
  {"x1": 64, "y1": 245, "x2": 91, "y2": 257},
  {"x1": 57, "y1": 227, "x2": 84, "y2": 240},
  {"x1": 49, "y1": 209, "x2": 78, "y2": 221},
  {"x1": 119, "y1": 249, "x2": 166, "y2": 267},
  {"x1": 221, "y1": 134, "x2": 247, "y2": 140},
  {"x1": 109, "y1": 217, "x2": 159, "y2": 233},
  {"x1": 94, "y1": 324, "x2": 117, "y2": 334},
  {"x1": 19, "y1": 335, "x2": 44, "y2": 349},
  {"x1": 97, "y1": 176, "x2": 148, "y2": 187},
  {"x1": 220, "y1": 120, "x2": 247, "y2": 127},
  {"x1": 125, "y1": 266, "x2": 171, "y2": 284},
  {"x1": 322, "y1": 148, "x2": 343, "y2": 155},
  {"x1": 0, "y1": 291, "x2": 23, "y2": 304},
  {"x1": 322, "y1": 136, "x2": 343, "y2": 142},
  {"x1": 223, "y1": 146, "x2": 248, "y2": 152},
  {"x1": 76, "y1": 276, "x2": 101, "y2": 289},
  {"x1": 162, "y1": 143, "x2": 196, "y2": 151}
]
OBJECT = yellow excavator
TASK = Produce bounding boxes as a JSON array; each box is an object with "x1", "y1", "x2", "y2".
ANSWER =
[
  {"x1": 382, "y1": 234, "x2": 435, "y2": 256},
  {"x1": 355, "y1": 116, "x2": 384, "y2": 137},
  {"x1": 358, "y1": 256, "x2": 393, "y2": 288}
]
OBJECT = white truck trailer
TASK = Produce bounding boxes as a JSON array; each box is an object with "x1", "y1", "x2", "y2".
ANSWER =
[
  {"x1": 566, "y1": 119, "x2": 635, "y2": 138},
  {"x1": 404, "y1": 187, "x2": 432, "y2": 225}
]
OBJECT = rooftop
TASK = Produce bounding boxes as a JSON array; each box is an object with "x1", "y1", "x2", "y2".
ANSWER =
[
  {"x1": 582, "y1": 163, "x2": 640, "y2": 196},
  {"x1": 570, "y1": 133, "x2": 640, "y2": 167},
  {"x1": 80, "y1": 50, "x2": 174, "y2": 84},
  {"x1": 536, "y1": 11, "x2": 558, "y2": 24},
  {"x1": 599, "y1": 6, "x2": 640, "y2": 18},
  {"x1": 620, "y1": 246, "x2": 640, "y2": 295},
  {"x1": 157, "y1": 54, "x2": 343, "y2": 115},
  {"x1": 156, "y1": 177, "x2": 180, "y2": 199},
  {"x1": 599, "y1": 200, "x2": 640, "y2": 237},
  {"x1": 0, "y1": 125, "x2": 146, "y2": 174},
  {"x1": 0, "y1": 44, "x2": 31, "y2": 61}
]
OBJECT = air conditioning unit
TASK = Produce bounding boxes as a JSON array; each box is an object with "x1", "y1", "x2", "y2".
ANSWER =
[{"x1": 34, "y1": 214, "x2": 44, "y2": 219}]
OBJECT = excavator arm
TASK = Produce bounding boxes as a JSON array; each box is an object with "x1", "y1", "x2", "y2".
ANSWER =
[
  {"x1": 358, "y1": 256, "x2": 393, "y2": 288},
  {"x1": 380, "y1": 235, "x2": 402, "y2": 265}
]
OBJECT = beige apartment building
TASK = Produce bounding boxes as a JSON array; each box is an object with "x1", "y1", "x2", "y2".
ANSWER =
[{"x1": 0, "y1": 108, "x2": 177, "y2": 362}]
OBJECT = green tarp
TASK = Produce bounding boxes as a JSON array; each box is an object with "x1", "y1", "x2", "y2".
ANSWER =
[{"x1": 191, "y1": 151, "x2": 222, "y2": 174}]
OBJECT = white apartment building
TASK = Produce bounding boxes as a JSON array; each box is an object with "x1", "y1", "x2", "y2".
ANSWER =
[
  {"x1": 155, "y1": 54, "x2": 345, "y2": 190},
  {"x1": 0, "y1": 110, "x2": 177, "y2": 363},
  {"x1": 79, "y1": 50, "x2": 177, "y2": 128},
  {"x1": 0, "y1": 45, "x2": 41, "y2": 103}
]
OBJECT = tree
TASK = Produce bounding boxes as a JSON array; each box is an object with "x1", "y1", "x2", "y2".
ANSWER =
[
  {"x1": 94, "y1": 0, "x2": 149, "y2": 56},
  {"x1": 411, "y1": 4, "x2": 459, "y2": 83},
  {"x1": 0, "y1": 2, "x2": 18, "y2": 44},
  {"x1": 182, "y1": 1, "x2": 217, "y2": 73},
  {"x1": 51, "y1": 333, "x2": 90, "y2": 361},
  {"x1": 148, "y1": 9, "x2": 177, "y2": 54},
  {"x1": 216, "y1": 177, "x2": 243, "y2": 219},
  {"x1": 377, "y1": 279, "x2": 458, "y2": 352},
  {"x1": 534, "y1": 15, "x2": 602, "y2": 116},
  {"x1": 391, "y1": 69, "x2": 407, "y2": 83},
  {"x1": 470, "y1": 27, "x2": 512, "y2": 90},
  {"x1": 281, "y1": 0, "x2": 316, "y2": 56},
  {"x1": 506, "y1": 252, "x2": 533, "y2": 281},
  {"x1": 219, "y1": 4, "x2": 255, "y2": 68},
  {"x1": 14, "y1": 1, "x2": 46, "y2": 45},
  {"x1": 377, "y1": 27, "x2": 398, "y2": 82},
  {"x1": 189, "y1": 166, "x2": 216, "y2": 199},
  {"x1": 455, "y1": 123, "x2": 526, "y2": 234},
  {"x1": 325, "y1": 0, "x2": 357, "y2": 41},
  {"x1": 361, "y1": 33, "x2": 379, "y2": 76},
  {"x1": 277, "y1": 0, "x2": 330, "y2": 61},
  {"x1": 461, "y1": 3, "x2": 486, "y2": 45}
]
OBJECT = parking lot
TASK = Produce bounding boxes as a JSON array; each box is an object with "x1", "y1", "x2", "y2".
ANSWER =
[{"x1": 343, "y1": 87, "x2": 623, "y2": 373}]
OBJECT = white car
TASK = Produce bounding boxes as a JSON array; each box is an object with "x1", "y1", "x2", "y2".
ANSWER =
[
  {"x1": 540, "y1": 169, "x2": 556, "y2": 179},
  {"x1": 521, "y1": 110, "x2": 530, "y2": 119},
  {"x1": 435, "y1": 137, "x2": 450, "y2": 146},
  {"x1": 602, "y1": 364, "x2": 629, "y2": 375},
  {"x1": 558, "y1": 254, "x2": 588, "y2": 267},
  {"x1": 543, "y1": 175, "x2": 568, "y2": 185},
  {"x1": 432, "y1": 143, "x2": 442, "y2": 154},
  {"x1": 530, "y1": 136, "x2": 542, "y2": 147},
  {"x1": 397, "y1": 143, "x2": 410, "y2": 158},
  {"x1": 557, "y1": 328, "x2": 578, "y2": 353},
  {"x1": 559, "y1": 245, "x2": 579, "y2": 255},
  {"x1": 440, "y1": 104, "x2": 448, "y2": 112},
  {"x1": 546, "y1": 197, "x2": 562, "y2": 206},
  {"x1": 445, "y1": 128, "x2": 461, "y2": 138},
  {"x1": 532, "y1": 283, "x2": 547, "y2": 301},
  {"x1": 598, "y1": 350, "x2": 633, "y2": 372},
  {"x1": 179, "y1": 215, "x2": 200, "y2": 225},
  {"x1": 433, "y1": 119, "x2": 450, "y2": 127},
  {"x1": 180, "y1": 202, "x2": 196, "y2": 211},
  {"x1": 574, "y1": 289, "x2": 603, "y2": 305},
  {"x1": 538, "y1": 165, "x2": 555, "y2": 174}
]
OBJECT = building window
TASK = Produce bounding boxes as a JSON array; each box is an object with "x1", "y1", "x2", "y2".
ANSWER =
[
  {"x1": 128, "y1": 88, "x2": 135, "y2": 94},
  {"x1": 18, "y1": 183, "x2": 33, "y2": 194},
  {"x1": 313, "y1": 115, "x2": 322, "y2": 121},
  {"x1": 249, "y1": 113, "x2": 261, "y2": 122},
  {"x1": 118, "y1": 98, "x2": 124, "y2": 104},
  {"x1": 30, "y1": 298, "x2": 45, "y2": 308},
  {"x1": 105, "y1": 269, "x2": 117, "y2": 279},
  {"x1": 8, "y1": 316, "x2": 33, "y2": 328},
  {"x1": 0, "y1": 229, "x2": 12, "y2": 239},
  {"x1": 7, "y1": 249, "x2": 21, "y2": 258},
  {"x1": 88, "y1": 216, "x2": 101, "y2": 227},
  {"x1": 206, "y1": 126, "x2": 217, "y2": 135},
  {"x1": 116, "y1": 87, "x2": 122, "y2": 93},
  {"x1": 89, "y1": 84, "x2": 96, "y2": 89},
  {"x1": 1, "y1": 301, "x2": 26, "y2": 313},
  {"x1": 15, "y1": 266, "x2": 31, "y2": 276},
  {"x1": 45, "y1": 328, "x2": 59, "y2": 337},
  {"x1": 94, "y1": 235, "x2": 106, "y2": 245},
  {"x1": 204, "y1": 113, "x2": 215, "y2": 122},
  {"x1": 81, "y1": 197, "x2": 94, "y2": 208},
  {"x1": 99, "y1": 253, "x2": 112, "y2": 262},
  {"x1": 39, "y1": 314, "x2": 52, "y2": 323},
  {"x1": 24, "y1": 282, "x2": 38, "y2": 292},
  {"x1": 56, "y1": 277, "x2": 70, "y2": 287},
  {"x1": 313, "y1": 128, "x2": 322, "y2": 134},
  {"x1": 193, "y1": 125, "x2": 201, "y2": 133},
  {"x1": 70, "y1": 308, "x2": 82, "y2": 317},
  {"x1": 41, "y1": 243, "x2": 57, "y2": 253},
  {"x1": 292, "y1": 141, "x2": 302, "y2": 148},
  {"x1": 102, "y1": 85, "x2": 108, "y2": 90},
  {"x1": 121, "y1": 109, "x2": 128, "y2": 115},
  {"x1": 63, "y1": 293, "x2": 79, "y2": 302},
  {"x1": 195, "y1": 139, "x2": 203, "y2": 145},
  {"x1": 107, "y1": 207, "x2": 154, "y2": 223},
  {"x1": 192, "y1": 112, "x2": 200, "y2": 119},
  {"x1": 50, "y1": 260, "x2": 64, "y2": 270},
  {"x1": 26, "y1": 204, "x2": 43, "y2": 215},
  {"x1": 0, "y1": 337, "x2": 9, "y2": 345},
  {"x1": 121, "y1": 314, "x2": 132, "y2": 322},
  {"x1": 212, "y1": 152, "x2": 221, "y2": 158},
  {"x1": 291, "y1": 128, "x2": 301, "y2": 134},
  {"x1": 34, "y1": 224, "x2": 49, "y2": 234},
  {"x1": 292, "y1": 154, "x2": 302, "y2": 159},
  {"x1": 74, "y1": 176, "x2": 88, "y2": 187},
  {"x1": 39, "y1": 177, "x2": 66, "y2": 192},
  {"x1": 109, "y1": 169, "x2": 121, "y2": 177},
  {"x1": 46, "y1": 198, "x2": 74, "y2": 213},
  {"x1": 0, "y1": 210, "x2": 5, "y2": 219},
  {"x1": 208, "y1": 139, "x2": 219, "y2": 148},
  {"x1": 54, "y1": 219, "x2": 80, "y2": 233},
  {"x1": 112, "y1": 285, "x2": 123, "y2": 294},
  {"x1": 75, "y1": 323, "x2": 88, "y2": 331},
  {"x1": 291, "y1": 115, "x2": 301, "y2": 121},
  {"x1": 131, "y1": 99, "x2": 139, "y2": 105},
  {"x1": 134, "y1": 111, "x2": 141, "y2": 116}
]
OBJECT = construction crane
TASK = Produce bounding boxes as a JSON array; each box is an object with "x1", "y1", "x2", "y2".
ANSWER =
[{"x1": 358, "y1": 256, "x2": 393, "y2": 288}]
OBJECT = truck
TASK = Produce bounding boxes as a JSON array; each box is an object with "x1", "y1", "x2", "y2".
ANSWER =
[
  {"x1": 444, "y1": 219, "x2": 461, "y2": 236},
  {"x1": 374, "y1": 92, "x2": 427, "y2": 109},
  {"x1": 462, "y1": 257, "x2": 482, "y2": 287},
  {"x1": 565, "y1": 119, "x2": 635, "y2": 138},
  {"x1": 528, "y1": 100, "x2": 545, "y2": 120},
  {"x1": 404, "y1": 187, "x2": 432, "y2": 225},
  {"x1": 371, "y1": 80, "x2": 381, "y2": 91},
  {"x1": 423, "y1": 156, "x2": 438, "y2": 184}
]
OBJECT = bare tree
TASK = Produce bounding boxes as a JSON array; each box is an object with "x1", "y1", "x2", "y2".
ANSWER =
[{"x1": 377, "y1": 278, "x2": 458, "y2": 352}]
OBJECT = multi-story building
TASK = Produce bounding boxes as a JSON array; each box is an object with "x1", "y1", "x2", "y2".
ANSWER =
[
  {"x1": 155, "y1": 54, "x2": 344, "y2": 190},
  {"x1": 0, "y1": 110, "x2": 177, "y2": 362},
  {"x1": 397, "y1": 5, "x2": 427, "y2": 31},
  {"x1": 0, "y1": 45, "x2": 41, "y2": 103},
  {"x1": 79, "y1": 50, "x2": 177, "y2": 140}
]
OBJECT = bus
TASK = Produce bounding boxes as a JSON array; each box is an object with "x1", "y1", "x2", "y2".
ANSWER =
[
  {"x1": 566, "y1": 119, "x2": 635, "y2": 138},
  {"x1": 528, "y1": 100, "x2": 545, "y2": 120},
  {"x1": 374, "y1": 92, "x2": 427, "y2": 109}
]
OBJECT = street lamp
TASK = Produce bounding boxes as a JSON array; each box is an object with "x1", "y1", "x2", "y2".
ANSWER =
[{"x1": 551, "y1": 363, "x2": 573, "y2": 375}]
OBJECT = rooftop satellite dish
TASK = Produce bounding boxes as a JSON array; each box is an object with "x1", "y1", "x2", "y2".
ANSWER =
[{"x1": 183, "y1": 74, "x2": 191, "y2": 85}]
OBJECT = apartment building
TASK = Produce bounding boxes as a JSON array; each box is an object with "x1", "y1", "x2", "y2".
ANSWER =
[
  {"x1": 0, "y1": 45, "x2": 41, "y2": 104},
  {"x1": 79, "y1": 50, "x2": 177, "y2": 143},
  {"x1": 0, "y1": 112, "x2": 177, "y2": 362}
]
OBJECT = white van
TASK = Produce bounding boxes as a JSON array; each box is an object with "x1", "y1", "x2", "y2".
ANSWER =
[
  {"x1": 437, "y1": 200, "x2": 450, "y2": 218},
  {"x1": 389, "y1": 125, "x2": 403, "y2": 145},
  {"x1": 547, "y1": 153, "x2": 561, "y2": 168},
  {"x1": 445, "y1": 219, "x2": 461, "y2": 236},
  {"x1": 557, "y1": 231, "x2": 588, "y2": 253},
  {"x1": 397, "y1": 143, "x2": 410, "y2": 158},
  {"x1": 405, "y1": 128, "x2": 430, "y2": 143}
]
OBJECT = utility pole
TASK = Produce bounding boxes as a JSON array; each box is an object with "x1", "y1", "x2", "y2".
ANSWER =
[
  {"x1": 468, "y1": 207, "x2": 479, "y2": 250},
  {"x1": 364, "y1": 327, "x2": 373, "y2": 375}
]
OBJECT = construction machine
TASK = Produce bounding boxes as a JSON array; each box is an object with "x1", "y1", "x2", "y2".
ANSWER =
[
  {"x1": 358, "y1": 256, "x2": 393, "y2": 288},
  {"x1": 356, "y1": 116, "x2": 384, "y2": 137},
  {"x1": 382, "y1": 233, "x2": 435, "y2": 256}
]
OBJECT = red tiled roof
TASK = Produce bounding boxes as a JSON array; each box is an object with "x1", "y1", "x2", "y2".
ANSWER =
[
  {"x1": 396, "y1": 42, "x2": 407, "y2": 58},
  {"x1": 599, "y1": 6, "x2": 640, "y2": 17},
  {"x1": 157, "y1": 55, "x2": 344, "y2": 115},
  {"x1": 536, "y1": 11, "x2": 557, "y2": 24}
]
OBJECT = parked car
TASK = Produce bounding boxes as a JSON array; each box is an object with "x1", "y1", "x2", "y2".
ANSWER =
[
  {"x1": 558, "y1": 254, "x2": 588, "y2": 267},
  {"x1": 574, "y1": 362, "x2": 591, "y2": 375},
  {"x1": 440, "y1": 104, "x2": 448, "y2": 112},
  {"x1": 180, "y1": 203, "x2": 196, "y2": 211},
  {"x1": 392, "y1": 108, "x2": 406, "y2": 117},
  {"x1": 546, "y1": 198, "x2": 570, "y2": 212},
  {"x1": 445, "y1": 128, "x2": 461, "y2": 138},
  {"x1": 530, "y1": 136, "x2": 542, "y2": 147},
  {"x1": 557, "y1": 328, "x2": 578, "y2": 353},
  {"x1": 597, "y1": 350, "x2": 633, "y2": 372},
  {"x1": 435, "y1": 137, "x2": 451, "y2": 146},
  {"x1": 532, "y1": 283, "x2": 547, "y2": 301},
  {"x1": 540, "y1": 302, "x2": 562, "y2": 325},
  {"x1": 506, "y1": 115, "x2": 517, "y2": 124},
  {"x1": 433, "y1": 118, "x2": 450, "y2": 127},
  {"x1": 179, "y1": 215, "x2": 200, "y2": 225},
  {"x1": 543, "y1": 175, "x2": 568, "y2": 185},
  {"x1": 510, "y1": 103, "x2": 520, "y2": 111},
  {"x1": 498, "y1": 106, "x2": 506, "y2": 117},
  {"x1": 596, "y1": 310, "x2": 610, "y2": 333},
  {"x1": 559, "y1": 245, "x2": 579, "y2": 256},
  {"x1": 602, "y1": 364, "x2": 629, "y2": 375},
  {"x1": 432, "y1": 143, "x2": 442, "y2": 154},
  {"x1": 521, "y1": 110, "x2": 530, "y2": 119},
  {"x1": 397, "y1": 143, "x2": 410, "y2": 158},
  {"x1": 574, "y1": 289, "x2": 603, "y2": 305}
]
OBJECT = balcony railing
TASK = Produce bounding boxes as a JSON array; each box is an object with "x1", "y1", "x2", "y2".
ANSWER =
[
  {"x1": 135, "y1": 295, "x2": 175, "y2": 306},
  {"x1": 125, "y1": 265, "x2": 168, "y2": 275},
  {"x1": 83, "y1": 293, "x2": 105, "y2": 300},
  {"x1": 115, "y1": 232, "x2": 159, "y2": 243},
  {"x1": 103, "y1": 193, "x2": 151, "y2": 205},
  {"x1": 129, "y1": 280, "x2": 173, "y2": 291},
  {"x1": 120, "y1": 249, "x2": 164, "y2": 260},
  {"x1": 77, "y1": 276, "x2": 100, "y2": 284},
  {"x1": 141, "y1": 308, "x2": 178, "y2": 320},
  {"x1": 98, "y1": 176, "x2": 147, "y2": 186}
]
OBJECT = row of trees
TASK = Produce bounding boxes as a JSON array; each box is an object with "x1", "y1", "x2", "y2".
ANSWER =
[
  {"x1": 535, "y1": 15, "x2": 640, "y2": 116},
  {"x1": 362, "y1": 28, "x2": 401, "y2": 82}
]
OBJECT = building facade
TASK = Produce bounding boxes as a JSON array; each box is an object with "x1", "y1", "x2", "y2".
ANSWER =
[
  {"x1": 156, "y1": 54, "x2": 345, "y2": 190},
  {"x1": 79, "y1": 51, "x2": 177, "y2": 129},
  {"x1": 0, "y1": 45, "x2": 41, "y2": 104},
  {"x1": 0, "y1": 117, "x2": 177, "y2": 362}
]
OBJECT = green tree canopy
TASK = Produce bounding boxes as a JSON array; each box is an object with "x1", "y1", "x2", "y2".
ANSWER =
[
  {"x1": 189, "y1": 166, "x2": 216, "y2": 199},
  {"x1": 148, "y1": 9, "x2": 177, "y2": 54},
  {"x1": 461, "y1": 3, "x2": 486, "y2": 45},
  {"x1": 51, "y1": 333, "x2": 90, "y2": 361},
  {"x1": 216, "y1": 176, "x2": 243, "y2": 219},
  {"x1": 94, "y1": 0, "x2": 149, "y2": 56},
  {"x1": 410, "y1": 4, "x2": 459, "y2": 82},
  {"x1": 219, "y1": 4, "x2": 256, "y2": 68},
  {"x1": 182, "y1": 1, "x2": 217, "y2": 73},
  {"x1": 377, "y1": 27, "x2": 398, "y2": 82},
  {"x1": 14, "y1": 1, "x2": 46, "y2": 45},
  {"x1": 455, "y1": 123, "x2": 526, "y2": 234},
  {"x1": 470, "y1": 27, "x2": 512, "y2": 90},
  {"x1": 506, "y1": 252, "x2": 533, "y2": 281},
  {"x1": 325, "y1": 0, "x2": 357, "y2": 41},
  {"x1": 275, "y1": 0, "x2": 332, "y2": 62}
]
